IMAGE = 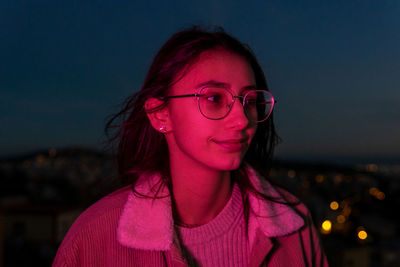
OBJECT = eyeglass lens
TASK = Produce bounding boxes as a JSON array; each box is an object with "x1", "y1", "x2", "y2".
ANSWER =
[{"x1": 198, "y1": 87, "x2": 274, "y2": 122}]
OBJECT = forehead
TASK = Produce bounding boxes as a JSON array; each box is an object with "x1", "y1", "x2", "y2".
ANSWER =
[{"x1": 171, "y1": 49, "x2": 256, "y2": 94}]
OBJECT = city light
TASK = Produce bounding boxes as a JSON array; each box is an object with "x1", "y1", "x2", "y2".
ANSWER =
[
  {"x1": 358, "y1": 230, "x2": 368, "y2": 240},
  {"x1": 343, "y1": 206, "x2": 352, "y2": 216},
  {"x1": 376, "y1": 191, "x2": 385, "y2": 200},
  {"x1": 369, "y1": 187, "x2": 379, "y2": 196},
  {"x1": 315, "y1": 174, "x2": 325, "y2": 183},
  {"x1": 369, "y1": 187, "x2": 386, "y2": 200},
  {"x1": 337, "y1": 215, "x2": 346, "y2": 224},
  {"x1": 333, "y1": 174, "x2": 343, "y2": 184},
  {"x1": 366, "y1": 164, "x2": 378, "y2": 172},
  {"x1": 36, "y1": 154, "x2": 46, "y2": 164},
  {"x1": 330, "y1": 201, "x2": 339, "y2": 210},
  {"x1": 321, "y1": 220, "x2": 332, "y2": 234}
]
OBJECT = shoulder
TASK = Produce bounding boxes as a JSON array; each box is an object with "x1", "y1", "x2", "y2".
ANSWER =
[
  {"x1": 55, "y1": 186, "x2": 132, "y2": 252},
  {"x1": 73, "y1": 186, "x2": 131, "y2": 229}
]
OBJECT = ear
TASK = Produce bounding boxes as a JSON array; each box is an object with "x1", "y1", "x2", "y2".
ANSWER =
[{"x1": 145, "y1": 97, "x2": 171, "y2": 134}]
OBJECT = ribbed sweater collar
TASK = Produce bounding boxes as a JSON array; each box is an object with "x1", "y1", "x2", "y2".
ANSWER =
[{"x1": 176, "y1": 183, "x2": 243, "y2": 245}]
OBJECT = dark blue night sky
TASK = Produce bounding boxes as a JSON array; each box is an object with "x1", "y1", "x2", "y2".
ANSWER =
[{"x1": 1, "y1": 0, "x2": 399, "y2": 163}]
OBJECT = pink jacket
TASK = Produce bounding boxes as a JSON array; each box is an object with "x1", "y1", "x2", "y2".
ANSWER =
[{"x1": 53, "y1": 167, "x2": 329, "y2": 266}]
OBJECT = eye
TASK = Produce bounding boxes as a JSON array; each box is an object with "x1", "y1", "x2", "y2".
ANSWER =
[
  {"x1": 245, "y1": 92, "x2": 257, "y2": 105},
  {"x1": 199, "y1": 87, "x2": 229, "y2": 107},
  {"x1": 245, "y1": 97, "x2": 257, "y2": 105},
  {"x1": 206, "y1": 94, "x2": 223, "y2": 103}
]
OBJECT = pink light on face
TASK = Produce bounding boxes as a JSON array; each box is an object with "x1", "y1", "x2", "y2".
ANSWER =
[
  {"x1": 164, "y1": 49, "x2": 257, "y2": 172},
  {"x1": 211, "y1": 136, "x2": 250, "y2": 151}
]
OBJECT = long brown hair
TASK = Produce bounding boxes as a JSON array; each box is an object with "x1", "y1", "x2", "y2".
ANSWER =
[{"x1": 105, "y1": 26, "x2": 280, "y2": 201}]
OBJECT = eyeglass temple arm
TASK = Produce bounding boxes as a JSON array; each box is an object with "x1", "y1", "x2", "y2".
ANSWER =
[
  {"x1": 160, "y1": 94, "x2": 199, "y2": 100},
  {"x1": 162, "y1": 94, "x2": 278, "y2": 103}
]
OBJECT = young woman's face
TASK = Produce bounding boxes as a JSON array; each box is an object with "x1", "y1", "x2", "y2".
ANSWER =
[{"x1": 165, "y1": 49, "x2": 257, "y2": 172}]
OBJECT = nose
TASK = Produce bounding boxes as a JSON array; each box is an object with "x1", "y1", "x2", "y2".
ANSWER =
[{"x1": 226, "y1": 97, "x2": 251, "y2": 130}]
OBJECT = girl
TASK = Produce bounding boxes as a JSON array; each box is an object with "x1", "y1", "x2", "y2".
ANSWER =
[{"x1": 53, "y1": 27, "x2": 328, "y2": 266}]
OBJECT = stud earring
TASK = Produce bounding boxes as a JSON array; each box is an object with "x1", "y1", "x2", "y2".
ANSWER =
[{"x1": 159, "y1": 125, "x2": 166, "y2": 132}]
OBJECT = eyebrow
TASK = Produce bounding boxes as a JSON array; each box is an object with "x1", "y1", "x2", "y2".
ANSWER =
[
  {"x1": 195, "y1": 80, "x2": 257, "y2": 92},
  {"x1": 196, "y1": 80, "x2": 228, "y2": 89}
]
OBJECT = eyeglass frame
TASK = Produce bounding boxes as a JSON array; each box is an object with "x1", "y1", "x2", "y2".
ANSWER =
[{"x1": 160, "y1": 86, "x2": 276, "y2": 123}]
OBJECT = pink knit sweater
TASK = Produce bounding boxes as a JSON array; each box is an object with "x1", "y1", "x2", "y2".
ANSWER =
[
  {"x1": 174, "y1": 183, "x2": 249, "y2": 266},
  {"x1": 53, "y1": 167, "x2": 329, "y2": 266}
]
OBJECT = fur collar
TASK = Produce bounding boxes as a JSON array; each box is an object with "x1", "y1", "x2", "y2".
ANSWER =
[{"x1": 117, "y1": 166, "x2": 304, "y2": 251}]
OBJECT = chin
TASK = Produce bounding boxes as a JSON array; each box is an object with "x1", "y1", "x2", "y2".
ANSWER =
[{"x1": 211, "y1": 156, "x2": 244, "y2": 171}]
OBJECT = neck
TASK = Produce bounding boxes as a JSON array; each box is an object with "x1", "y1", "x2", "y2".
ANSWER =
[{"x1": 169, "y1": 159, "x2": 233, "y2": 227}]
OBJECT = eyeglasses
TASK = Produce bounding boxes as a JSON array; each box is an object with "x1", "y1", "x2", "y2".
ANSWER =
[{"x1": 161, "y1": 87, "x2": 275, "y2": 123}]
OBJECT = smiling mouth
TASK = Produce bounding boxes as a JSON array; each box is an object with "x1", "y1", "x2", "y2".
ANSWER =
[{"x1": 212, "y1": 137, "x2": 249, "y2": 151}]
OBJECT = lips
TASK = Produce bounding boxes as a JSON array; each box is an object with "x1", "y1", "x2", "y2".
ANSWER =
[{"x1": 212, "y1": 137, "x2": 249, "y2": 151}]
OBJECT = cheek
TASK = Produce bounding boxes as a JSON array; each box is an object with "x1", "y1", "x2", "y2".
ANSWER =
[
  {"x1": 169, "y1": 103, "x2": 212, "y2": 144},
  {"x1": 174, "y1": 120, "x2": 213, "y2": 146}
]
